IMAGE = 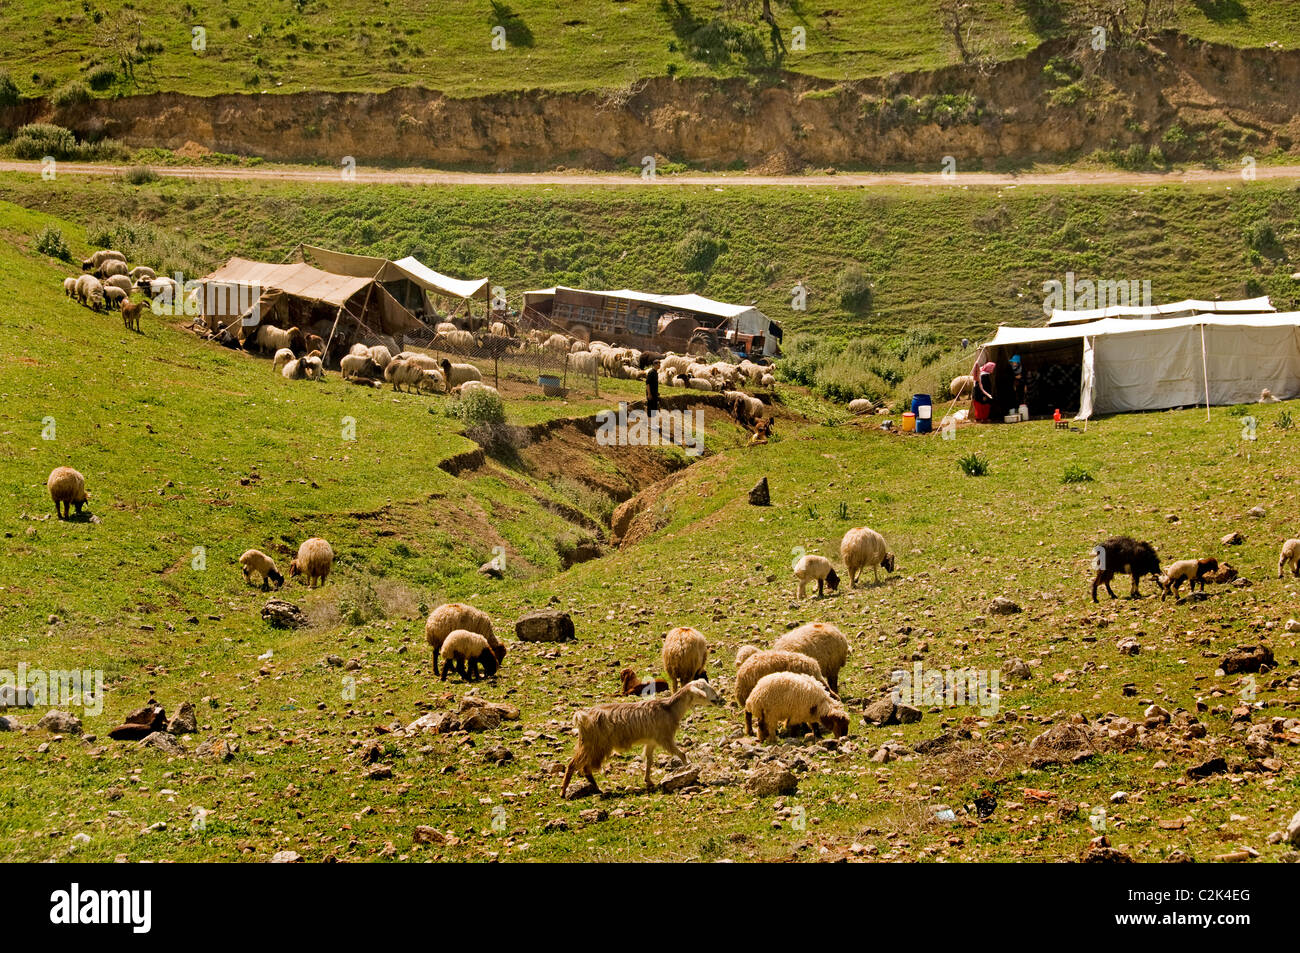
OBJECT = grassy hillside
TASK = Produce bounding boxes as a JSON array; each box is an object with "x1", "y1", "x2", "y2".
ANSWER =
[
  {"x1": 1, "y1": 201, "x2": 1298, "y2": 863},
  {"x1": 0, "y1": 0, "x2": 1296, "y2": 99},
  {"x1": 2, "y1": 172, "x2": 1297, "y2": 401}
]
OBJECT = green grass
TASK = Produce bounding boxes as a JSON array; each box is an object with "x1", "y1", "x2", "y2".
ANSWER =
[
  {"x1": 1, "y1": 198, "x2": 1298, "y2": 863},
  {"x1": 0, "y1": 1, "x2": 1296, "y2": 99}
]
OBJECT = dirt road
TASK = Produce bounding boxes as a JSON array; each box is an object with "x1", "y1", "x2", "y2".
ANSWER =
[{"x1": 2, "y1": 160, "x2": 1296, "y2": 188}]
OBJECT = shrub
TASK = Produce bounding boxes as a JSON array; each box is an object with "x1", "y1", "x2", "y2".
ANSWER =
[
  {"x1": 676, "y1": 228, "x2": 721, "y2": 273},
  {"x1": 837, "y1": 264, "x2": 873, "y2": 313},
  {"x1": 122, "y1": 165, "x2": 159, "y2": 185},
  {"x1": 1244, "y1": 221, "x2": 1282, "y2": 258},
  {"x1": 451, "y1": 388, "x2": 506, "y2": 427},
  {"x1": 84, "y1": 64, "x2": 116, "y2": 91},
  {"x1": 0, "y1": 70, "x2": 19, "y2": 108},
  {"x1": 10, "y1": 123, "x2": 76, "y2": 159},
  {"x1": 34, "y1": 225, "x2": 72, "y2": 262},
  {"x1": 958, "y1": 452, "x2": 989, "y2": 477},
  {"x1": 51, "y1": 80, "x2": 91, "y2": 108},
  {"x1": 1275, "y1": 410, "x2": 1293, "y2": 431},
  {"x1": 1062, "y1": 463, "x2": 1094, "y2": 484}
]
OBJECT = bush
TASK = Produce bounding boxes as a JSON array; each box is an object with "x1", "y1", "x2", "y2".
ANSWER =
[
  {"x1": 1244, "y1": 221, "x2": 1282, "y2": 258},
  {"x1": 51, "y1": 80, "x2": 91, "y2": 108},
  {"x1": 958, "y1": 452, "x2": 989, "y2": 477},
  {"x1": 84, "y1": 64, "x2": 116, "y2": 91},
  {"x1": 10, "y1": 123, "x2": 76, "y2": 159},
  {"x1": 0, "y1": 69, "x2": 19, "y2": 108},
  {"x1": 837, "y1": 264, "x2": 873, "y2": 313},
  {"x1": 34, "y1": 225, "x2": 72, "y2": 262},
  {"x1": 675, "y1": 228, "x2": 721, "y2": 273},
  {"x1": 1062, "y1": 463, "x2": 1094, "y2": 484},
  {"x1": 1275, "y1": 410, "x2": 1293, "y2": 431},
  {"x1": 122, "y1": 165, "x2": 159, "y2": 185},
  {"x1": 450, "y1": 388, "x2": 506, "y2": 427}
]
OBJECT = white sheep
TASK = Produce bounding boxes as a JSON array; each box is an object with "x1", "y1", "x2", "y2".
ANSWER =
[
  {"x1": 772, "y1": 621, "x2": 849, "y2": 693},
  {"x1": 424, "y1": 603, "x2": 502, "y2": 677},
  {"x1": 441, "y1": 359, "x2": 482, "y2": 389},
  {"x1": 661, "y1": 626, "x2": 709, "y2": 691},
  {"x1": 128, "y1": 265, "x2": 156, "y2": 282},
  {"x1": 272, "y1": 348, "x2": 296, "y2": 373},
  {"x1": 47, "y1": 466, "x2": 89, "y2": 519},
  {"x1": 63, "y1": 277, "x2": 77, "y2": 297},
  {"x1": 543, "y1": 333, "x2": 570, "y2": 356},
  {"x1": 745, "y1": 671, "x2": 849, "y2": 742},
  {"x1": 239, "y1": 549, "x2": 284, "y2": 590},
  {"x1": 82, "y1": 249, "x2": 125, "y2": 272},
  {"x1": 384, "y1": 357, "x2": 424, "y2": 392},
  {"x1": 256, "y1": 324, "x2": 302, "y2": 355},
  {"x1": 438, "y1": 629, "x2": 506, "y2": 681},
  {"x1": 100, "y1": 259, "x2": 129, "y2": 279},
  {"x1": 367, "y1": 344, "x2": 393, "y2": 369},
  {"x1": 288, "y1": 537, "x2": 333, "y2": 587},
  {"x1": 848, "y1": 398, "x2": 874, "y2": 415},
  {"x1": 568, "y1": 351, "x2": 598, "y2": 377},
  {"x1": 734, "y1": 650, "x2": 829, "y2": 735},
  {"x1": 1279, "y1": 539, "x2": 1300, "y2": 578},
  {"x1": 560, "y1": 678, "x2": 723, "y2": 796},
  {"x1": 760, "y1": 373, "x2": 776, "y2": 388},
  {"x1": 418, "y1": 368, "x2": 447, "y2": 393},
  {"x1": 793, "y1": 553, "x2": 840, "y2": 599},
  {"x1": 435, "y1": 321, "x2": 458, "y2": 335},
  {"x1": 457, "y1": 379, "x2": 499, "y2": 398},
  {"x1": 687, "y1": 377, "x2": 715, "y2": 391},
  {"x1": 103, "y1": 274, "x2": 134, "y2": 295},
  {"x1": 397, "y1": 351, "x2": 440, "y2": 371},
  {"x1": 104, "y1": 286, "x2": 127, "y2": 310},
  {"x1": 840, "y1": 526, "x2": 895, "y2": 587},
  {"x1": 74, "y1": 274, "x2": 105, "y2": 310},
  {"x1": 438, "y1": 329, "x2": 475, "y2": 351}
]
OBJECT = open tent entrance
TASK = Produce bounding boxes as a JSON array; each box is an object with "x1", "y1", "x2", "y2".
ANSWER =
[{"x1": 974, "y1": 338, "x2": 1084, "y2": 419}]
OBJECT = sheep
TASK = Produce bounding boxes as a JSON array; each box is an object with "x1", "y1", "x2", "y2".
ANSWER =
[
  {"x1": 418, "y1": 368, "x2": 447, "y2": 394},
  {"x1": 560, "y1": 678, "x2": 723, "y2": 796},
  {"x1": 1278, "y1": 539, "x2": 1300, "y2": 578},
  {"x1": 82, "y1": 249, "x2": 125, "y2": 272},
  {"x1": 255, "y1": 324, "x2": 304, "y2": 356},
  {"x1": 568, "y1": 351, "x2": 598, "y2": 377},
  {"x1": 619, "y1": 667, "x2": 671, "y2": 698},
  {"x1": 74, "y1": 274, "x2": 105, "y2": 309},
  {"x1": 840, "y1": 526, "x2": 895, "y2": 587},
  {"x1": 128, "y1": 266, "x2": 156, "y2": 283},
  {"x1": 734, "y1": 650, "x2": 829, "y2": 735},
  {"x1": 661, "y1": 626, "x2": 709, "y2": 691},
  {"x1": 288, "y1": 537, "x2": 333, "y2": 587},
  {"x1": 104, "y1": 286, "x2": 127, "y2": 310},
  {"x1": 47, "y1": 466, "x2": 89, "y2": 519},
  {"x1": 274, "y1": 348, "x2": 297, "y2": 373},
  {"x1": 138, "y1": 275, "x2": 177, "y2": 301},
  {"x1": 1158, "y1": 558, "x2": 1219, "y2": 601},
  {"x1": 543, "y1": 333, "x2": 570, "y2": 356},
  {"x1": 303, "y1": 332, "x2": 325, "y2": 355},
  {"x1": 424, "y1": 602, "x2": 503, "y2": 677},
  {"x1": 439, "y1": 629, "x2": 506, "y2": 682},
  {"x1": 239, "y1": 549, "x2": 284, "y2": 591},
  {"x1": 848, "y1": 398, "x2": 874, "y2": 415},
  {"x1": 440, "y1": 359, "x2": 482, "y2": 390},
  {"x1": 746, "y1": 671, "x2": 850, "y2": 742},
  {"x1": 687, "y1": 377, "x2": 715, "y2": 391},
  {"x1": 793, "y1": 553, "x2": 840, "y2": 599},
  {"x1": 349, "y1": 343, "x2": 370, "y2": 357},
  {"x1": 435, "y1": 321, "x2": 459, "y2": 335},
  {"x1": 772, "y1": 621, "x2": 850, "y2": 693},
  {"x1": 457, "y1": 379, "x2": 499, "y2": 399},
  {"x1": 569, "y1": 339, "x2": 588, "y2": 353},
  {"x1": 384, "y1": 357, "x2": 425, "y2": 393},
  {"x1": 397, "y1": 351, "x2": 440, "y2": 371},
  {"x1": 121, "y1": 299, "x2": 143, "y2": 333},
  {"x1": 280, "y1": 355, "x2": 322, "y2": 380},
  {"x1": 760, "y1": 373, "x2": 776, "y2": 388},
  {"x1": 63, "y1": 277, "x2": 77, "y2": 297},
  {"x1": 100, "y1": 259, "x2": 129, "y2": 279},
  {"x1": 367, "y1": 344, "x2": 393, "y2": 369},
  {"x1": 950, "y1": 375, "x2": 975, "y2": 399},
  {"x1": 438, "y1": 329, "x2": 475, "y2": 351},
  {"x1": 103, "y1": 274, "x2": 134, "y2": 295},
  {"x1": 1091, "y1": 536, "x2": 1161, "y2": 602},
  {"x1": 735, "y1": 645, "x2": 761, "y2": 668},
  {"x1": 725, "y1": 390, "x2": 764, "y2": 425}
]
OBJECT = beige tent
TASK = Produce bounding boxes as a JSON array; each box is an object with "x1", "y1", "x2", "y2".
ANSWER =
[{"x1": 298, "y1": 244, "x2": 490, "y2": 316}]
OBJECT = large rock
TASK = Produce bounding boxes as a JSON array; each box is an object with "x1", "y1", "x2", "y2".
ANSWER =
[
  {"x1": 862, "y1": 698, "x2": 897, "y2": 726},
  {"x1": 138, "y1": 731, "x2": 185, "y2": 756},
  {"x1": 659, "y1": 766, "x2": 701, "y2": 792},
  {"x1": 166, "y1": 701, "x2": 198, "y2": 735},
  {"x1": 261, "y1": 598, "x2": 309, "y2": 629},
  {"x1": 1286, "y1": 809, "x2": 1300, "y2": 847},
  {"x1": 195, "y1": 738, "x2": 237, "y2": 761},
  {"x1": 36, "y1": 710, "x2": 82, "y2": 734},
  {"x1": 515, "y1": 609, "x2": 575, "y2": 643},
  {"x1": 108, "y1": 703, "x2": 166, "y2": 740},
  {"x1": 745, "y1": 764, "x2": 798, "y2": 797},
  {"x1": 748, "y1": 477, "x2": 770, "y2": 506},
  {"x1": 1028, "y1": 723, "x2": 1096, "y2": 767},
  {"x1": 1220, "y1": 645, "x2": 1274, "y2": 674},
  {"x1": 1001, "y1": 658, "x2": 1032, "y2": 680},
  {"x1": 988, "y1": 596, "x2": 1021, "y2": 616}
]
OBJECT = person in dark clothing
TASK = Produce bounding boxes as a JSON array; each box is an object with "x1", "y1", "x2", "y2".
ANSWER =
[
  {"x1": 971, "y1": 361, "x2": 995, "y2": 422},
  {"x1": 1009, "y1": 354, "x2": 1026, "y2": 410},
  {"x1": 645, "y1": 366, "x2": 659, "y2": 417}
]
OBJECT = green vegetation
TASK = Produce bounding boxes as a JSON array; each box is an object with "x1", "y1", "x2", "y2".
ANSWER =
[
  {"x1": 7, "y1": 123, "x2": 128, "y2": 162},
  {"x1": 957, "y1": 451, "x2": 990, "y2": 476},
  {"x1": 1061, "y1": 462, "x2": 1094, "y2": 483},
  {"x1": 33, "y1": 224, "x2": 71, "y2": 262}
]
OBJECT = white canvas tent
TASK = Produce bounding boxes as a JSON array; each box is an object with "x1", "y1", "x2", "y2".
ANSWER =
[
  {"x1": 297, "y1": 245, "x2": 490, "y2": 316},
  {"x1": 1048, "y1": 296, "x2": 1274, "y2": 326},
  {"x1": 979, "y1": 312, "x2": 1300, "y2": 419}
]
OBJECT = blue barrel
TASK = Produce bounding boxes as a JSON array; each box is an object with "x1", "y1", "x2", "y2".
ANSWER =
[{"x1": 911, "y1": 394, "x2": 933, "y2": 433}]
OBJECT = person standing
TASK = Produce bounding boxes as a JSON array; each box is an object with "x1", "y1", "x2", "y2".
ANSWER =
[
  {"x1": 1008, "y1": 354, "x2": 1026, "y2": 411},
  {"x1": 645, "y1": 365, "x2": 659, "y2": 417},
  {"x1": 971, "y1": 361, "x2": 995, "y2": 422}
]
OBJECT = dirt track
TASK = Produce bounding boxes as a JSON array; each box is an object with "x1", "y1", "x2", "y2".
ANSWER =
[{"x1": 3, "y1": 160, "x2": 1299, "y2": 189}]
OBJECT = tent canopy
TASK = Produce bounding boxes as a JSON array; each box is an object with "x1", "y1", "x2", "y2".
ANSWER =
[
  {"x1": 523, "y1": 286, "x2": 762, "y2": 321},
  {"x1": 980, "y1": 312, "x2": 1300, "y2": 419},
  {"x1": 299, "y1": 245, "x2": 489, "y2": 302},
  {"x1": 1048, "y1": 296, "x2": 1274, "y2": 325}
]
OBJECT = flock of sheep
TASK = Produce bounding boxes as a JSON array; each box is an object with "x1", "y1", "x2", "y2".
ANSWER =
[{"x1": 62, "y1": 248, "x2": 166, "y2": 334}]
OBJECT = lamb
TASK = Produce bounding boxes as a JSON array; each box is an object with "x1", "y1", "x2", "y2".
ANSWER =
[
  {"x1": 139, "y1": 275, "x2": 176, "y2": 302},
  {"x1": 457, "y1": 379, "x2": 498, "y2": 398},
  {"x1": 239, "y1": 549, "x2": 284, "y2": 591},
  {"x1": 619, "y1": 667, "x2": 671, "y2": 698},
  {"x1": 1158, "y1": 558, "x2": 1219, "y2": 601},
  {"x1": 74, "y1": 274, "x2": 105, "y2": 309},
  {"x1": 793, "y1": 553, "x2": 840, "y2": 599},
  {"x1": 734, "y1": 650, "x2": 829, "y2": 735},
  {"x1": 439, "y1": 629, "x2": 506, "y2": 682},
  {"x1": 745, "y1": 671, "x2": 850, "y2": 742},
  {"x1": 281, "y1": 355, "x2": 323, "y2": 380},
  {"x1": 423, "y1": 602, "x2": 504, "y2": 677},
  {"x1": 274, "y1": 348, "x2": 298, "y2": 373},
  {"x1": 661, "y1": 626, "x2": 709, "y2": 691},
  {"x1": 104, "y1": 286, "x2": 127, "y2": 310},
  {"x1": 384, "y1": 357, "x2": 425, "y2": 393},
  {"x1": 418, "y1": 369, "x2": 447, "y2": 393},
  {"x1": 47, "y1": 466, "x2": 89, "y2": 519},
  {"x1": 950, "y1": 375, "x2": 975, "y2": 399},
  {"x1": 128, "y1": 266, "x2": 156, "y2": 282},
  {"x1": 560, "y1": 678, "x2": 723, "y2": 796},
  {"x1": 772, "y1": 621, "x2": 850, "y2": 693},
  {"x1": 340, "y1": 352, "x2": 378, "y2": 380},
  {"x1": 1091, "y1": 536, "x2": 1161, "y2": 602},
  {"x1": 288, "y1": 537, "x2": 333, "y2": 587},
  {"x1": 114, "y1": 296, "x2": 141, "y2": 331},
  {"x1": 840, "y1": 526, "x2": 895, "y2": 587},
  {"x1": 440, "y1": 359, "x2": 482, "y2": 389},
  {"x1": 63, "y1": 277, "x2": 77, "y2": 297},
  {"x1": 1278, "y1": 538, "x2": 1300, "y2": 578},
  {"x1": 103, "y1": 274, "x2": 134, "y2": 295},
  {"x1": 256, "y1": 324, "x2": 304, "y2": 356}
]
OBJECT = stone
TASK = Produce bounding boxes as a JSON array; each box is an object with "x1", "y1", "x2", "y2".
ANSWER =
[
  {"x1": 483, "y1": 745, "x2": 513, "y2": 764},
  {"x1": 1286, "y1": 809, "x2": 1300, "y2": 847},
  {"x1": 1116, "y1": 636, "x2": 1141, "y2": 656},
  {"x1": 1221, "y1": 531, "x2": 1244, "y2": 545},
  {"x1": 1028, "y1": 723, "x2": 1095, "y2": 768},
  {"x1": 195, "y1": 738, "x2": 237, "y2": 761},
  {"x1": 1081, "y1": 846, "x2": 1134, "y2": 863},
  {"x1": 1248, "y1": 506, "x2": 1266, "y2": 518},
  {"x1": 413, "y1": 826, "x2": 444, "y2": 845},
  {"x1": 166, "y1": 701, "x2": 198, "y2": 735},
  {"x1": 0, "y1": 716, "x2": 14, "y2": 731},
  {"x1": 862, "y1": 698, "x2": 898, "y2": 726},
  {"x1": 745, "y1": 764, "x2": 798, "y2": 797},
  {"x1": 366, "y1": 765, "x2": 393, "y2": 780},
  {"x1": 478, "y1": 561, "x2": 504, "y2": 579},
  {"x1": 895, "y1": 704, "x2": 922, "y2": 724},
  {"x1": 406, "y1": 711, "x2": 459, "y2": 734},
  {"x1": 659, "y1": 766, "x2": 700, "y2": 792},
  {"x1": 1186, "y1": 757, "x2": 1228, "y2": 779},
  {"x1": 36, "y1": 710, "x2": 82, "y2": 734},
  {"x1": 988, "y1": 596, "x2": 1021, "y2": 616},
  {"x1": 261, "y1": 598, "x2": 309, "y2": 628},
  {"x1": 270, "y1": 850, "x2": 302, "y2": 863},
  {"x1": 137, "y1": 731, "x2": 184, "y2": 756},
  {"x1": 1220, "y1": 645, "x2": 1274, "y2": 674},
  {"x1": 109, "y1": 703, "x2": 166, "y2": 740},
  {"x1": 515, "y1": 609, "x2": 575, "y2": 643},
  {"x1": 578, "y1": 808, "x2": 608, "y2": 824},
  {"x1": 748, "y1": 477, "x2": 770, "y2": 506},
  {"x1": 1001, "y1": 658, "x2": 1031, "y2": 680}
]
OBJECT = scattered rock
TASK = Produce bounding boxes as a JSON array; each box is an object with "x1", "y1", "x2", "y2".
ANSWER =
[
  {"x1": 137, "y1": 731, "x2": 184, "y2": 756},
  {"x1": 1187, "y1": 757, "x2": 1228, "y2": 779},
  {"x1": 515, "y1": 609, "x2": 575, "y2": 643},
  {"x1": 1116, "y1": 636, "x2": 1141, "y2": 656},
  {"x1": 578, "y1": 808, "x2": 608, "y2": 824},
  {"x1": 1286, "y1": 809, "x2": 1300, "y2": 847},
  {"x1": 745, "y1": 764, "x2": 798, "y2": 797},
  {"x1": 748, "y1": 477, "x2": 770, "y2": 506},
  {"x1": 1028, "y1": 723, "x2": 1096, "y2": 768},
  {"x1": 366, "y1": 765, "x2": 393, "y2": 780},
  {"x1": 1248, "y1": 506, "x2": 1266, "y2": 518},
  {"x1": 36, "y1": 710, "x2": 82, "y2": 735},
  {"x1": 659, "y1": 765, "x2": 700, "y2": 792},
  {"x1": 270, "y1": 850, "x2": 302, "y2": 863},
  {"x1": 1081, "y1": 845, "x2": 1134, "y2": 863},
  {"x1": 543, "y1": 818, "x2": 569, "y2": 832},
  {"x1": 1220, "y1": 645, "x2": 1273, "y2": 674},
  {"x1": 988, "y1": 596, "x2": 1021, "y2": 616},
  {"x1": 1001, "y1": 658, "x2": 1031, "y2": 680},
  {"x1": 478, "y1": 560, "x2": 504, "y2": 580},
  {"x1": 413, "y1": 826, "x2": 445, "y2": 845},
  {"x1": 261, "y1": 598, "x2": 309, "y2": 629},
  {"x1": 195, "y1": 738, "x2": 237, "y2": 761},
  {"x1": 166, "y1": 701, "x2": 198, "y2": 735},
  {"x1": 1221, "y1": 531, "x2": 1244, "y2": 546},
  {"x1": 862, "y1": 698, "x2": 898, "y2": 726},
  {"x1": 483, "y1": 745, "x2": 513, "y2": 765},
  {"x1": 0, "y1": 716, "x2": 14, "y2": 731}
]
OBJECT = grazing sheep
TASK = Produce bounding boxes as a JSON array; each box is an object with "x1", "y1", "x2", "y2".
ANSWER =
[
  {"x1": 104, "y1": 286, "x2": 127, "y2": 310},
  {"x1": 103, "y1": 274, "x2": 134, "y2": 295},
  {"x1": 661, "y1": 626, "x2": 709, "y2": 691},
  {"x1": 1091, "y1": 536, "x2": 1161, "y2": 602},
  {"x1": 439, "y1": 629, "x2": 506, "y2": 682},
  {"x1": 435, "y1": 321, "x2": 458, "y2": 335},
  {"x1": 772, "y1": 622, "x2": 850, "y2": 693},
  {"x1": 687, "y1": 377, "x2": 715, "y2": 391},
  {"x1": 100, "y1": 258, "x2": 129, "y2": 279},
  {"x1": 255, "y1": 325, "x2": 304, "y2": 356},
  {"x1": 543, "y1": 333, "x2": 570, "y2": 356},
  {"x1": 619, "y1": 667, "x2": 671, "y2": 698},
  {"x1": 725, "y1": 390, "x2": 764, "y2": 424},
  {"x1": 760, "y1": 373, "x2": 776, "y2": 388},
  {"x1": 74, "y1": 274, "x2": 105, "y2": 309},
  {"x1": 848, "y1": 398, "x2": 874, "y2": 415},
  {"x1": 349, "y1": 343, "x2": 370, "y2": 357},
  {"x1": 128, "y1": 266, "x2": 156, "y2": 282},
  {"x1": 239, "y1": 549, "x2": 284, "y2": 591},
  {"x1": 424, "y1": 603, "x2": 503, "y2": 677},
  {"x1": 793, "y1": 553, "x2": 840, "y2": 599},
  {"x1": 367, "y1": 345, "x2": 393, "y2": 369},
  {"x1": 746, "y1": 671, "x2": 850, "y2": 742},
  {"x1": 1278, "y1": 538, "x2": 1300, "y2": 578},
  {"x1": 735, "y1": 645, "x2": 761, "y2": 668},
  {"x1": 437, "y1": 329, "x2": 475, "y2": 351},
  {"x1": 840, "y1": 526, "x2": 895, "y2": 587},
  {"x1": 457, "y1": 379, "x2": 499, "y2": 398},
  {"x1": 396, "y1": 351, "x2": 441, "y2": 371},
  {"x1": 384, "y1": 357, "x2": 425, "y2": 393},
  {"x1": 339, "y1": 352, "x2": 377, "y2": 380},
  {"x1": 138, "y1": 275, "x2": 177, "y2": 301},
  {"x1": 560, "y1": 679, "x2": 723, "y2": 796},
  {"x1": 273, "y1": 348, "x2": 297, "y2": 374},
  {"x1": 47, "y1": 466, "x2": 88, "y2": 519},
  {"x1": 950, "y1": 375, "x2": 975, "y2": 399},
  {"x1": 440, "y1": 359, "x2": 482, "y2": 390},
  {"x1": 418, "y1": 368, "x2": 447, "y2": 393},
  {"x1": 734, "y1": 650, "x2": 829, "y2": 735},
  {"x1": 568, "y1": 350, "x2": 598, "y2": 377},
  {"x1": 82, "y1": 249, "x2": 125, "y2": 272},
  {"x1": 1158, "y1": 558, "x2": 1219, "y2": 601},
  {"x1": 63, "y1": 277, "x2": 77, "y2": 297},
  {"x1": 121, "y1": 299, "x2": 143, "y2": 333},
  {"x1": 288, "y1": 537, "x2": 333, "y2": 587}
]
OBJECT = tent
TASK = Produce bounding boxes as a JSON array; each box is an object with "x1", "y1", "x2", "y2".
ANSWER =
[
  {"x1": 297, "y1": 245, "x2": 490, "y2": 316},
  {"x1": 1048, "y1": 296, "x2": 1274, "y2": 326},
  {"x1": 978, "y1": 312, "x2": 1300, "y2": 419}
]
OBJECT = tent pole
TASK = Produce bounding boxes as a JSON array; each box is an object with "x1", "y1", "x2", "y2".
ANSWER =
[
  {"x1": 1200, "y1": 323, "x2": 1211, "y2": 422},
  {"x1": 323, "y1": 304, "x2": 346, "y2": 366}
]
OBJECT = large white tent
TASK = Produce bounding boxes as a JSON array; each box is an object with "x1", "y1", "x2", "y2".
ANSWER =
[
  {"x1": 979, "y1": 312, "x2": 1300, "y2": 419},
  {"x1": 1048, "y1": 296, "x2": 1275, "y2": 326}
]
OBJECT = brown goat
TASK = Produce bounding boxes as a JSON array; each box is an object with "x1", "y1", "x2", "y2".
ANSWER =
[
  {"x1": 121, "y1": 299, "x2": 143, "y2": 333},
  {"x1": 619, "y1": 667, "x2": 670, "y2": 698}
]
